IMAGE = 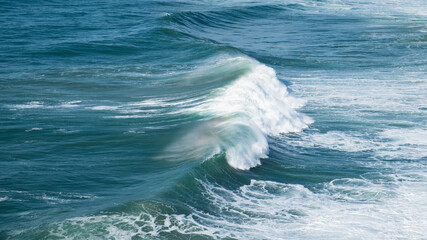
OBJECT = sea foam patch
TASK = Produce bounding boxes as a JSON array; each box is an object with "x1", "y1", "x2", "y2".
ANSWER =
[
  {"x1": 22, "y1": 172, "x2": 426, "y2": 240},
  {"x1": 287, "y1": 128, "x2": 427, "y2": 160}
]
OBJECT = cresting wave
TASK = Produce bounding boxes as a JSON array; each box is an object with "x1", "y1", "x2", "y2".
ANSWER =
[{"x1": 163, "y1": 56, "x2": 313, "y2": 170}]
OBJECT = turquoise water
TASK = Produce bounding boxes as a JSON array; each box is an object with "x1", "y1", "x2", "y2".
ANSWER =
[{"x1": 1, "y1": 0, "x2": 426, "y2": 239}]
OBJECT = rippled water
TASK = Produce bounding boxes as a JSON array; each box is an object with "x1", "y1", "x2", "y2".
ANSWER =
[{"x1": 1, "y1": 0, "x2": 426, "y2": 239}]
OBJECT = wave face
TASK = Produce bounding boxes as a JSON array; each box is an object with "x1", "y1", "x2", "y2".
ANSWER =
[{"x1": 1, "y1": 0, "x2": 426, "y2": 239}]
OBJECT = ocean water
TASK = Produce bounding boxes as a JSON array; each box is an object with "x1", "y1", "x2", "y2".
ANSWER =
[{"x1": 1, "y1": 0, "x2": 426, "y2": 239}]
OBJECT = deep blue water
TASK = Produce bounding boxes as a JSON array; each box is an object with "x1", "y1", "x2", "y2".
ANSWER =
[{"x1": 1, "y1": 0, "x2": 426, "y2": 239}]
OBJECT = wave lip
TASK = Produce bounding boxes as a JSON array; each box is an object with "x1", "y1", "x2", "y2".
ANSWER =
[{"x1": 185, "y1": 56, "x2": 313, "y2": 169}]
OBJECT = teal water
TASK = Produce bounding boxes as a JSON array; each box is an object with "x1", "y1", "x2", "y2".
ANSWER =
[{"x1": 1, "y1": 0, "x2": 426, "y2": 239}]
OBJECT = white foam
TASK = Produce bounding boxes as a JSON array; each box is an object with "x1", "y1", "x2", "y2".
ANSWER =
[
  {"x1": 179, "y1": 174, "x2": 426, "y2": 239},
  {"x1": 125, "y1": 129, "x2": 145, "y2": 134},
  {"x1": 59, "y1": 101, "x2": 81, "y2": 108},
  {"x1": 288, "y1": 128, "x2": 427, "y2": 160},
  {"x1": 129, "y1": 99, "x2": 169, "y2": 107},
  {"x1": 90, "y1": 106, "x2": 119, "y2": 111},
  {"x1": 25, "y1": 128, "x2": 43, "y2": 132},
  {"x1": 56, "y1": 128, "x2": 80, "y2": 134},
  {"x1": 37, "y1": 195, "x2": 70, "y2": 204},
  {"x1": 129, "y1": 97, "x2": 204, "y2": 109},
  {"x1": 303, "y1": 131, "x2": 374, "y2": 152},
  {"x1": 377, "y1": 128, "x2": 427, "y2": 160},
  {"x1": 106, "y1": 115, "x2": 149, "y2": 119},
  {"x1": 10, "y1": 101, "x2": 83, "y2": 110},
  {"x1": 11, "y1": 101, "x2": 45, "y2": 109},
  {"x1": 284, "y1": 67, "x2": 426, "y2": 161},
  {"x1": 302, "y1": 0, "x2": 427, "y2": 18},
  {"x1": 87, "y1": 98, "x2": 201, "y2": 118},
  {"x1": 289, "y1": 72, "x2": 427, "y2": 117},
  {"x1": 40, "y1": 172, "x2": 427, "y2": 239},
  {"x1": 381, "y1": 128, "x2": 427, "y2": 146}
]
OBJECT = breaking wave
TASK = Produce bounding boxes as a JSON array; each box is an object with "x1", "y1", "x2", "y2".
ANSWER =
[{"x1": 160, "y1": 56, "x2": 312, "y2": 170}]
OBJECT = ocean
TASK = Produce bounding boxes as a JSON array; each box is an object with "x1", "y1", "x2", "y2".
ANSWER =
[{"x1": 0, "y1": 0, "x2": 426, "y2": 239}]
